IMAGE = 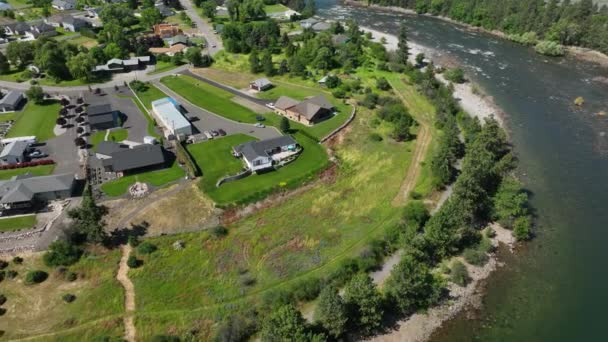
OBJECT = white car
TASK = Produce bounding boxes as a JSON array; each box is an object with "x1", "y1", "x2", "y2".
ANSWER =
[{"x1": 254, "y1": 123, "x2": 265, "y2": 128}]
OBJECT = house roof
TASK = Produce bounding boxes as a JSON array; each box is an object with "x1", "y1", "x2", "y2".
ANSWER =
[
  {"x1": 274, "y1": 96, "x2": 300, "y2": 111},
  {"x1": 168, "y1": 34, "x2": 188, "y2": 46},
  {"x1": 0, "y1": 173, "x2": 74, "y2": 204},
  {"x1": 234, "y1": 135, "x2": 297, "y2": 162},
  {"x1": 332, "y1": 34, "x2": 348, "y2": 45},
  {"x1": 88, "y1": 103, "x2": 113, "y2": 116},
  {"x1": 290, "y1": 95, "x2": 334, "y2": 121},
  {"x1": 300, "y1": 18, "x2": 318, "y2": 26},
  {"x1": 312, "y1": 22, "x2": 331, "y2": 32},
  {"x1": 251, "y1": 78, "x2": 272, "y2": 88},
  {"x1": 151, "y1": 97, "x2": 191, "y2": 131},
  {"x1": 0, "y1": 90, "x2": 23, "y2": 107},
  {"x1": 0, "y1": 3, "x2": 12, "y2": 10},
  {"x1": 52, "y1": 0, "x2": 76, "y2": 6},
  {"x1": 96, "y1": 141, "x2": 128, "y2": 156},
  {"x1": 103, "y1": 144, "x2": 165, "y2": 172},
  {"x1": 0, "y1": 141, "x2": 28, "y2": 159},
  {"x1": 88, "y1": 113, "x2": 115, "y2": 125},
  {"x1": 149, "y1": 43, "x2": 187, "y2": 54}
]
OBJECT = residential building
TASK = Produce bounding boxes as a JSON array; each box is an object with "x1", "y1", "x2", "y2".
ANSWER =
[
  {"x1": 0, "y1": 2, "x2": 12, "y2": 11},
  {"x1": 93, "y1": 56, "x2": 151, "y2": 72},
  {"x1": 300, "y1": 18, "x2": 318, "y2": 29},
  {"x1": 100, "y1": 144, "x2": 166, "y2": 176},
  {"x1": 312, "y1": 22, "x2": 331, "y2": 32},
  {"x1": 86, "y1": 7, "x2": 101, "y2": 18},
  {"x1": 215, "y1": 6, "x2": 229, "y2": 17},
  {"x1": 0, "y1": 173, "x2": 75, "y2": 210},
  {"x1": 148, "y1": 43, "x2": 188, "y2": 56},
  {"x1": 151, "y1": 97, "x2": 192, "y2": 139},
  {"x1": 274, "y1": 95, "x2": 335, "y2": 125},
  {"x1": 87, "y1": 104, "x2": 119, "y2": 130},
  {"x1": 167, "y1": 34, "x2": 188, "y2": 46},
  {"x1": 268, "y1": 9, "x2": 300, "y2": 21},
  {"x1": 46, "y1": 14, "x2": 89, "y2": 32},
  {"x1": 0, "y1": 141, "x2": 28, "y2": 164},
  {"x1": 52, "y1": 0, "x2": 76, "y2": 11},
  {"x1": 0, "y1": 91, "x2": 24, "y2": 112},
  {"x1": 153, "y1": 23, "x2": 180, "y2": 38},
  {"x1": 233, "y1": 135, "x2": 299, "y2": 172},
  {"x1": 23, "y1": 22, "x2": 57, "y2": 39},
  {"x1": 95, "y1": 141, "x2": 128, "y2": 160},
  {"x1": 250, "y1": 78, "x2": 273, "y2": 92},
  {"x1": 155, "y1": 3, "x2": 174, "y2": 17},
  {"x1": 3, "y1": 22, "x2": 30, "y2": 36}
]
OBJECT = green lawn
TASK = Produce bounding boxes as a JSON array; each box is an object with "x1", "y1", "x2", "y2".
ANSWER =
[
  {"x1": 130, "y1": 83, "x2": 168, "y2": 138},
  {"x1": 100, "y1": 159, "x2": 185, "y2": 197},
  {"x1": 6, "y1": 0, "x2": 31, "y2": 9},
  {"x1": 264, "y1": 3, "x2": 290, "y2": 14},
  {"x1": 0, "y1": 215, "x2": 37, "y2": 232},
  {"x1": 0, "y1": 68, "x2": 28, "y2": 83},
  {"x1": 0, "y1": 164, "x2": 55, "y2": 180},
  {"x1": 89, "y1": 128, "x2": 129, "y2": 149},
  {"x1": 6, "y1": 101, "x2": 61, "y2": 141},
  {"x1": 187, "y1": 131, "x2": 329, "y2": 206},
  {"x1": 147, "y1": 61, "x2": 181, "y2": 75}
]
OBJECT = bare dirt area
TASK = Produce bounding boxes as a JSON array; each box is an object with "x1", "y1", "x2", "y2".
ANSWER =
[
  {"x1": 191, "y1": 68, "x2": 251, "y2": 89},
  {"x1": 104, "y1": 183, "x2": 220, "y2": 236},
  {"x1": 392, "y1": 125, "x2": 432, "y2": 206},
  {"x1": 117, "y1": 245, "x2": 136, "y2": 342}
]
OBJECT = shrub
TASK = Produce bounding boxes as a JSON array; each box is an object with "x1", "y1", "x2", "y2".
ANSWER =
[
  {"x1": 463, "y1": 248, "x2": 488, "y2": 266},
  {"x1": 376, "y1": 76, "x2": 390, "y2": 90},
  {"x1": 66, "y1": 272, "x2": 77, "y2": 282},
  {"x1": 6, "y1": 270, "x2": 17, "y2": 279},
  {"x1": 127, "y1": 255, "x2": 140, "y2": 268},
  {"x1": 534, "y1": 40, "x2": 565, "y2": 56},
  {"x1": 0, "y1": 260, "x2": 7, "y2": 269},
  {"x1": 450, "y1": 260, "x2": 470, "y2": 286},
  {"x1": 444, "y1": 68, "x2": 466, "y2": 83},
  {"x1": 25, "y1": 270, "x2": 48, "y2": 285},
  {"x1": 260, "y1": 288, "x2": 293, "y2": 312},
  {"x1": 0, "y1": 294, "x2": 6, "y2": 305},
  {"x1": 402, "y1": 201, "x2": 430, "y2": 230},
  {"x1": 137, "y1": 242, "x2": 158, "y2": 255},
  {"x1": 128, "y1": 235, "x2": 139, "y2": 247},
  {"x1": 43, "y1": 240, "x2": 82, "y2": 267},
  {"x1": 485, "y1": 227, "x2": 496, "y2": 238},
  {"x1": 513, "y1": 215, "x2": 532, "y2": 241},
  {"x1": 214, "y1": 314, "x2": 257, "y2": 342},
  {"x1": 62, "y1": 294, "x2": 76, "y2": 303},
  {"x1": 331, "y1": 88, "x2": 346, "y2": 99},
  {"x1": 290, "y1": 277, "x2": 321, "y2": 302},
  {"x1": 369, "y1": 133, "x2": 383, "y2": 142},
  {"x1": 0, "y1": 270, "x2": 5, "y2": 281},
  {"x1": 211, "y1": 226, "x2": 228, "y2": 239},
  {"x1": 478, "y1": 237, "x2": 495, "y2": 254}
]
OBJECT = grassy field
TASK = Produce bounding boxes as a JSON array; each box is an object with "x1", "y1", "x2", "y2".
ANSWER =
[
  {"x1": 130, "y1": 83, "x2": 168, "y2": 138},
  {"x1": 61, "y1": 35, "x2": 99, "y2": 48},
  {"x1": 0, "y1": 164, "x2": 55, "y2": 180},
  {"x1": 148, "y1": 61, "x2": 181, "y2": 75},
  {"x1": 89, "y1": 128, "x2": 129, "y2": 149},
  {"x1": 100, "y1": 159, "x2": 185, "y2": 197},
  {"x1": 6, "y1": 101, "x2": 61, "y2": 141},
  {"x1": 0, "y1": 214, "x2": 37, "y2": 232},
  {"x1": 187, "y1": 131, "x2": 328, "y2": 206},
  {"x1": 0, "y1": 249, "x2": 124, "y2": 340},
  {"x1": 6, "y1": 0, "x2": 32, "y2": 9},
  {"x1": 264, "y1": 3, "x2": 290, "y2": 13},
  {"x1": 0, "y1": 68, "x2": 28, "y2": 83}
]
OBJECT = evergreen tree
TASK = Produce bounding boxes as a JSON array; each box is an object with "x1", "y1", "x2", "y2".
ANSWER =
[
  {"x1": 260, "y1": 304, "x2": 322, "y2": 341},
  {"x1": 261, "y1": 50, "x2": 275, "y2": 76},
  {"x1": 0, "y1": 51, "x2": 10, "y2": 75},
  {"x1": 314, "y1": 286, "x2": 348, "y2": 339},
  {"x1": 280, "y1": 117, "x2": 290, "y2": 133},
  {"x1": 249, "y1": 50, "x2": 262, "y2": 73},
  {"x1": 397, "y1": 23, "x2": 410, "y2": 64},
  {"x1": 67, "y1": 184, "x2": 108, "y2": 244}
]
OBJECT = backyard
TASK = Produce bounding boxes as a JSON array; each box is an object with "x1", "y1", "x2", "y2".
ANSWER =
[
  {"x1": 0, "y1": 164, "x2": 55, "y2": 180},
  {"x1": 0, "y1": 214, "x2": 37, "y2": 232},
  {"x1": 100, "y1": 159, "x2": 186, "y2": 197},
  {"x1": 187, "y1": 132, "x2": 329, "y2": 206},
  {"x1": 6, "y1": 101, "x2": 61, "y2": 141},
  {"x1": 90, "y1": 128, "x2": 129, "y2": 149}
]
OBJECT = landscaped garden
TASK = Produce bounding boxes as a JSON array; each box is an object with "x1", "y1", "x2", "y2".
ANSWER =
[
  {"x1": 100, "y1": 160, "x2": 185, "y2": 197},
  {"x1": 0, "y1": 214, "x2": 37, "y2": 232},
  {"x1": 6, "y1": 101, "x2": 61, "y2": 141}
]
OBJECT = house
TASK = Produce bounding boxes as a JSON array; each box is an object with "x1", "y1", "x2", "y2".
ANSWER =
[
  {"x1": 52, "y1": 0, "x2": 76, "y2": 10},
  {"x1": 101, "y1": 144, "x2": 166, "y2": 176},
  {"x1": 95, "y1": 141, "x2": 128, "y2": 159},
  {"x1": 215, "y1": 5, "x2": 229, "y2": 17},
  {"x1": 0, "y1": 173, "x2": 75, "y2": 210},
  {"x1": 148, "y1": 43, "x2": 188, "y2": 56},
  {"x1": 274, "y1": 95, "x2": 335, "y2": 125},
  {"x1": 155, "y1": 3, "x2": 174, "y2": 17},
  {"x1": 312, "y1": 22, "x2": 331, "y2": 32},
  {"x1": 167, "y1": 34, "x2": 188, "y2": 46},
  {"x1": 46, "y1": 14, "x2": 88, "y2": 32},
  {"x1": 86, "y1": 7, "x2": 101, "y2": 18},
  {"x1": 249, "y1": 78, "x2": 273, "y2": 92},
  {"x1": 24, "y1": 22, "x2": 57, "y2": 39},
  {"x1": 233, "y1": 135, "x2": 299, "y2": 172},
  {"x1": 0, "y1": 91, "x2": 24, "y2": 112},
  {"x1": 332, "y1": 34, "x2": 348, "y2": 45},
  {"x1": 153, "y1": 23, "x2": 180, "y2": 38},
  {"x1": 268, "y1": 9, "x2": 300, "y2": 21},
  {"x1": 87, "y1": 104, "x2": 119, "y2": 130},
  {"x1": 151, "y1": 97, "x2": 192, "y2": 139},
  {"x1": 4, "y1": 22, "x2": 31, "y2": 36},
  {"x1": 300, "y1": 18, "x2": 318, "y2": 29},
  {"x1": 0, "y1": 2, "x2": 12, "y2": 11},
  {"x1": 93, "y1": 56, "x2": 151, "y2": 72},
  {"x1": 0, "y1": 141, "x2": 28, "y2": 164}
]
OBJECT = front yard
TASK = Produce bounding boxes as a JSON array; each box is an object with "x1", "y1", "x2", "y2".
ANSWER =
[{"x1": 6, "y1": 101, "x2": 61, "y2": 141}]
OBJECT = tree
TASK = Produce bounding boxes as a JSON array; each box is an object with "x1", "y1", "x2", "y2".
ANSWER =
[
  {"x1": 302, "y1": 0, "x2": 316, "y2": 17},
  {"x1": 56, "y1": 117, "x2": 67, "y2": 127},
  {"x1": 376, "y1": 77, "x2": 390, "y2": 90},
  {"x1": 392, "y1": 116, "x2": 413, "y2": 141},
  {"x1": 0, "y1": 52, "x2": 9, "y2": 74},
  {"x1": 280, "y1": 117, "x2": 290, "y2": 133},
  {"x1": 26, "y1": 85, "x2": 44, "y2": 104},
  {"x1": 186, "y1": 47, "x2": 208, "y2": 67},
  {"x1": 385, "y1": 254, "x2": 442, "y2": 314},
  {"x1": 402, "y1": 201, "x2": 430, "y2": 230},
  {"x1": 201, "y1": 0, "x2": 216, "y2": 19},
  {"x1": 397, "y1": 23, "x2": 410, "y2": 64},
  {"x1": 513, "y1": 215, "x2": 532, "y2": 241},
  {"x1": 171, "y1": 51, "x2": 184, "y2": 66},
  {"x1": 415, "y1": 52, "x2": 425, "y2": 66},
  {"x1": 103, "y1": 43, "x2": 125, "y2": 60},
  {"x1": 343, "y1": 273, "x2": 383, "y2": 335},
  {"x1": 140, "y1": 7, "x2": 163, "y2": 29},
  {"x1": 261, "y1": 50, "x2": 275, "y2": 76},
  {"x1": 43, "y1": 240, "x2": 82, "y2": 267},
  {"x1": 444, "y1": 68, "x2": 466, "y2": 83},
  {"x1": 259, "y1": 304, "x2": 310, "y2": 341},
  {"x1": 325, "y1": 75, "x2": 341, "y2": 89},
  {"x1": 493, "y1": 177, "x2": 528, "y2": 228},
  {"x1": 314, "y1": 286, "x2": 348, "y2": 339},
  {"x1": 6, "y1": 41, "x2": 34, "y2": 69},
  {"x1": 249, "y1": 50, "x2": 262, "y2": 73},
  {"x1": 67, "y1": 184, "x2": 108, "y2": 244},
  {"x1": 67, "y1": 52, "x2": 96, "y2": 81}
]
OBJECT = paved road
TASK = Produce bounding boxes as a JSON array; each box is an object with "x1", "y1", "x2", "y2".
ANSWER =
[
  {"x1": 181, "y1": 69, "x2": 272, "y2": 106},
  {"x1": 153, "y1": 81, "x2": 281, "y2": 140},
  {"x1": 179, "y1": 0, "x2": 223, "y2": 55}
]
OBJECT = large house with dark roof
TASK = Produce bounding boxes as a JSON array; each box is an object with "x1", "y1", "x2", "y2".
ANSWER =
[
  {"x1": 0, "y1": 141, "x2": 28, "y2": 164},
  {"x1": 0, "y1": 173, "x2": 75, "y2": 210},
  {"x1": 99, "y1": 143, "x2": 167, "y2": 176},
  {"x1": 274, "y1": 95, "x2": 335, "y2": 125},
  {"x1": 233, "y1": 135, "x2": 299, "y2": 172},
  {"x1": 0, "y1": 91, "x2": 24, "y2": 112},
  {"x1": 87, "y1": 104, "x2": 119, "y2": 130}
]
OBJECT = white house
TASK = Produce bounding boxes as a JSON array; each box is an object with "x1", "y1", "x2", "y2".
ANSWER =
[
  {"x1": 233, "y1": 136, "x2": 299, "y2": 172},
  {"x1": 151, "y1": 97, "x2": 192, "y2": 139},
  {"x1": 52, "y1": 0, "x2": 76, "y2": 11}
]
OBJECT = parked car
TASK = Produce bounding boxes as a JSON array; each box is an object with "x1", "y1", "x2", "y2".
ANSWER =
[
  {"x1": 255, "y1": 115, "x2": 266, "y2": 121},
  {"x1": 218, "y1": 129, "x2": 226, "y2": 136},
  {"x1": 254, "y1": 123, "x2": 265, "y2": 128},
  {"x1": 211, "y1": 130, "x2": 219, "y2": 137},
  {"x1": 203, "y1": 131, "x2": 213, "y2": 139},
  {"x1": 265, "y1": 102, "x2": 275, "y2": 109},
  {"x1": 28, "y1": 151, "x2": 48, "y2": 158}
]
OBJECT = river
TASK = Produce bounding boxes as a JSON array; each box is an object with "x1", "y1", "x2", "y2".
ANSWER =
[{"x1": 315, "y1": 0, "x2": 608, "y2": 341}]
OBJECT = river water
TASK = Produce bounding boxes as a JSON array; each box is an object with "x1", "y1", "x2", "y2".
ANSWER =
[{"x1": 316, "y1": 1, "x2": 608, "y2": 341}]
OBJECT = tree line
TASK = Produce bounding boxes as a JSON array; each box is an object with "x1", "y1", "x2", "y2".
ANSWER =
[{"x1": 368, "y1": 0, "x2": 608, "y2": 55}]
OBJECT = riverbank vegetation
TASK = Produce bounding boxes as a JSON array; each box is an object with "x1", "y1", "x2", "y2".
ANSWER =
[{"x1": 367, "y1": 0, "x2": 608, "y2": 56}]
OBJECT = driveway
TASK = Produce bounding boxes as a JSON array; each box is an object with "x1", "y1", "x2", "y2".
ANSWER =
[
  {"x1": 153, "y1": 81, "x2": 281, "y2": 141},
  {"x1": 179, "y1": 0, "x2": 223, "y2": 55}
]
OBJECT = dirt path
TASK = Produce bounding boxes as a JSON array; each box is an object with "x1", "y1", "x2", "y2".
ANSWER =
[
  {"x1": 392, "y1": 125, "x2": 432, "y2": 207},
  {"x1": 117, "y1": 245, "x2": 136, "y2": 342}
]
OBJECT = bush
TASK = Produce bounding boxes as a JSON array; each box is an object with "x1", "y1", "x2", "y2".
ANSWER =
[
  {"x1": 66, "y1": 272, "x2": 77, "y2": 282},
  {"x1": 507, "y1": 31, "x2": 538, "y2": 46},
  {"x1": 211, "y1": 226, "x2": 228, "y2": 239},
  {"x1": 25, "y1": 270, "x2": 48, "y2": 285},
  {"x1": 513, "y1": 215, "x2": 532, "y2": 241},
  {"x1": 127, "y1": 255, "x2": 140, "y2": 268},
  {"x1": 0, "y1": 271, "x2": 4, "y2": 281},
  {"x1": 484, "y1": 227, "x2": 496, "y2": 238},
  {"x1": 534, "y1": 40, "x2": 565, "y2": 56},
  {"x1": 6, "y1": 270, "x2": 17, "y2": 279},
  {"x1": 137, "y1": 242, "x2": 158, "y2": 255},
  {"x1": 0, "y1": 294, "x2": 5, "y2": 305},
  {"x1": 331, "y1": 88, "x2": 346, "y2": 99},
  {"x1": 376, "y1": 77, "x2": 390, "y2": 90},
  {"x1": 369, "y1": 133, "x2": 383, "y2": 142},
  {"x1": 62, "y1": 294, "x2": 76, "y2": 303},
  {"x1": 463, "y1": 248, "x2": 488, "y2": 266},
  {"x1": 444, "y1": 68, "x2": 466, "y2": 83},
  {"x1": 12, "y1": 257, "x2": 23, "y2": 265},
  {"x1": 478, "y1": 237, "x2": 495, "y2": 254},
  {"x1": 0, "y1": 260, "x2": 8, "y2": 270},
  {"x1": 214, "y1": 314, "x2": 257, "y2": 342},
  {"x1": 450, "y1": 260, "x2": 470, "y2": 286},
  {"x1": 128, "y1": 235, "x2": 139, "y2": 247},
  {"x1": 43, "y1": 240, "x2": 82, "y2": 267},
  {"x1": 402, "y1": 201, "x2": 430, "y2": 230},
  {"x1": 290, "y1": 277, "x2": 321, "y2": 302}
]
